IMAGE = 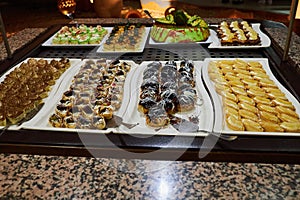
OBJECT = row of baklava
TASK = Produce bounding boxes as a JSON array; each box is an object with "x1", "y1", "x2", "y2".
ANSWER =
[
  {"x1": 208, "y1": 59, "x2": 300, "y2": 132},
  {"x1": 138, "y1": 60, "x2": 198, "y2": 127},
  {"x1": 0, "y1": 58, "x2": 71, "y2": 126},
  {"x1": 48, "y1": 59, "x2": 131, "y2": 129}
]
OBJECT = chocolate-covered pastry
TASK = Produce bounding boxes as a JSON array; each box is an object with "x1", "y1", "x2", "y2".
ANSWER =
[
  {"x1": 146, "y1": 102, "x2": 170, "y2": 127},
  {"x1": 138, "y1": 97, "x2": 157, "y2": 114},
  {"x1": 138, "y1": 60, "x2": 198, "y2": 128},
  {"x1": 177, "y1": 94, "x2": 196, "y2": 112}
]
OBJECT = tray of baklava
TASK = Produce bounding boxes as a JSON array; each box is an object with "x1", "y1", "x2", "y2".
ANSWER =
[
  {"x1": 202, "y1": 58, "x2": 300, "y2": 136},
  {"x1": 208, "y1": 20, "x2": 271, "y2": 49},
  {"x1": 0, "y1": 57, "x2": 82, "y2": 130},
  {"x1": 21, "y1": 59, "x2": 214, "y2": 136}
]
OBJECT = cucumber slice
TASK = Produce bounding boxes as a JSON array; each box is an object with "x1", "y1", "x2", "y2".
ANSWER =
[{"x1": 155, "y1": 18, "x2": 174, "y2": 24}]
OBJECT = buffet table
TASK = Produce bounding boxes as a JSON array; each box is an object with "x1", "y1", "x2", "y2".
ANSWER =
[{"x1": 1, "y1": 17, "x2": 300, "y2": 164}]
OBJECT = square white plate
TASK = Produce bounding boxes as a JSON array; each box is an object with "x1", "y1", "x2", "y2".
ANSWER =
[
  {"x1": 96, "y1": 27, "x2": 150, "y2": 53},
  {"x1": 42, "y1": 27, "x2": 111, "y2": 47}
]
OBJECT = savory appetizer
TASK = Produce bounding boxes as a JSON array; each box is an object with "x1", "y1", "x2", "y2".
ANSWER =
[{"x1": 52, "y1": 24, "x2": 108, "y2": 45}]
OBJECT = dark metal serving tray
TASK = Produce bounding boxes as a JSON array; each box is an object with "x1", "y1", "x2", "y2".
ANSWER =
[{"x1": 1, "y1": 21, "x2": 300, "y2": 163}]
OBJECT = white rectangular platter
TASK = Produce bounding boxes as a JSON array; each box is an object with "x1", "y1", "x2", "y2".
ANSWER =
[
  {"x1": 202, "y1": 58, "x2": 300, "y2": 136},
  {"x1": 42, "y1": 27, "x2": 111, "y2": 47},
  {"x1": 21, "y1": 59, "x2": 138, "y2": 134},
  {"x1": 0, "y1": 57, "x2": 82, "y2": 130},
  {"x1": 117, "y1": 61, "x2": 214, "y2": 136},
  {"x1": 96, "y1": 27, "x2": 150, "y2": 53},
  {"x1": 148, "y1": 29, "x2": 216, "y2": 45},
  {"x1": 21, "y1": 60, "x2": 214, "y2": 136},
  {"x1": 208, "y1": 23, "x2": 271, "y2": 49}
]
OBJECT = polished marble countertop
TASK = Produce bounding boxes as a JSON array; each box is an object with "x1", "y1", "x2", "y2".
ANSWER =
[
  {"x1": 1, "y1": 14, "x2": 300, "y2": 200},
  {"x1": 1, "y1": 153, "x2": 299, "y2": 199}
]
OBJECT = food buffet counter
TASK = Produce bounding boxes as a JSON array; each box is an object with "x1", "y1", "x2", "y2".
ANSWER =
[
  {"x1": 0, "y1": 4, "x2": 300, "y2": 197},
  {"x1": 1, "y1": 16, "x2": 300, "y2": 164}
]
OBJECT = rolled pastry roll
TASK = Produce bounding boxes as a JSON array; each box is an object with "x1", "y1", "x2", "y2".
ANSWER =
[
  {"x1": 275, "y1": 106, "x2": 299, "y2": 119},
  {"x1": 259, "y1": 120, "x2": 284, "y2": 132},
  {"x1": 280, "y1": 121, "x2": 300, "y2": 132},
  {"x1": 226, "y1": 115, "x2": 245, "y2": 131},
  {"x1": 239, "y1": 109, "x2": 259, "y2": 122},
  {"x1": 242, "y1": 118, "x2": 264, "y2": 132}
]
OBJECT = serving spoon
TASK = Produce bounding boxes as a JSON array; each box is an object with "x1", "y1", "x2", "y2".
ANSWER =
[{"x1": 143, "y1": 10, "x2": 155, "y2": 23}]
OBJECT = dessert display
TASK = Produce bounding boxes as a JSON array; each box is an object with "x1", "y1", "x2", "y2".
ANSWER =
[
  {"x1": 102, "y1": 24, "x2": 147, "y2": 52},
  {"x1": 207, "y1": 59, "x2": 300, "y2": 132},
  {"x1": 150, "y1": 8, "x2": 210, "y2": 43},
  {"x1": 0, "y1": 58, "x2": 71, "y2": 126},
  {"x1": 48, "y1": 59, "x2": 131, "y2": 129},
  {"x1": 217, "y1": 21, "x2": 261, "y2": 46},
  {"x1": 51, "y1": 24, "x2": 108, "y2": 45},
  {"x1": 138, "y1": 60, "x2": 198, "y2": 128},
  {"x1": 22, "y1": 59, "x2": 212, "y2": 134}
]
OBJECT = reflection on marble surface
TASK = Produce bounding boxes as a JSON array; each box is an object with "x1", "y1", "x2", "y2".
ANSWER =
[
  {"x1": 0, "y1": 28, "x2": 47, "y2": 61},
  {"x1": 265, "y1": 27, "x2": 300, "y2": 65},
  {"x1": 0, "y1": 153, "x2": 299, "y2": 199}
]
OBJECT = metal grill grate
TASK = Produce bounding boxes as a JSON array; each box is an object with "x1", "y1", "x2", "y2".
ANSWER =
[{"x1": 37, "y1": 45, "x2": 264, "y2": 64}]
